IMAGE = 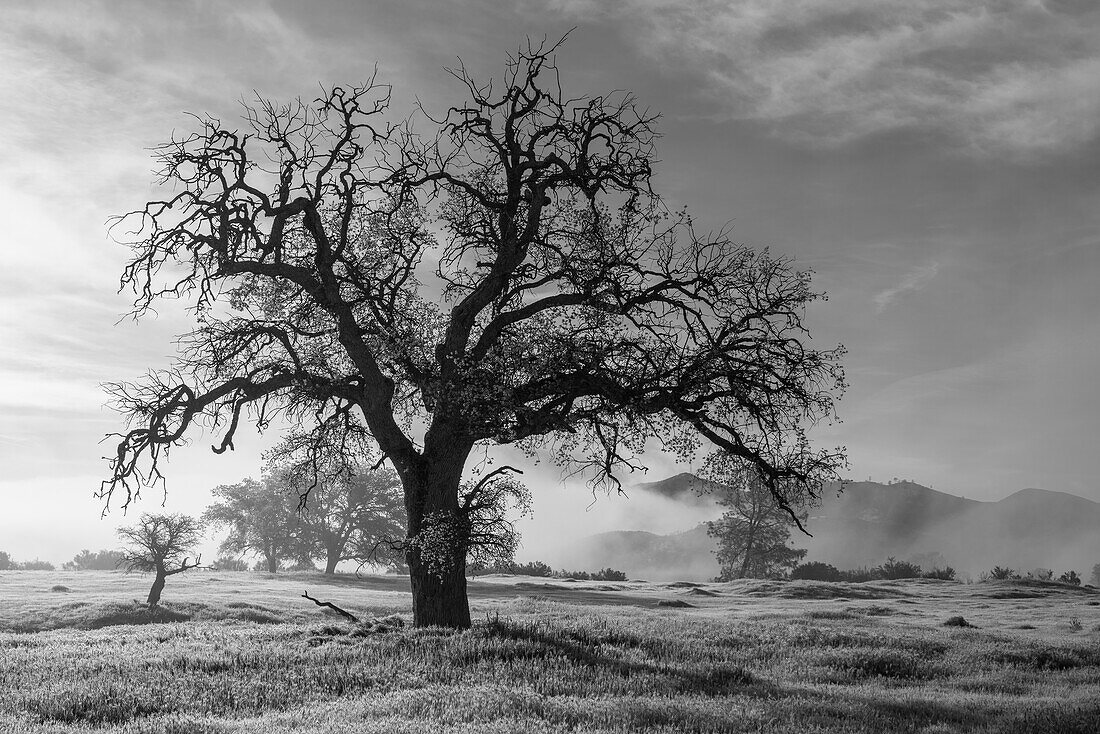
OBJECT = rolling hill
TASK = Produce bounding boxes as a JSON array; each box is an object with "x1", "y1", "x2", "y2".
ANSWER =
[{"x1": 553, "y1": 478, "x2": 1100, "y2": 581}]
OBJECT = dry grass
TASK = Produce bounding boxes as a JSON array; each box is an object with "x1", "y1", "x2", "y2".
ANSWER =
[{"x1": 0, "y1": 570, "x2": 1098, "y2": 733}]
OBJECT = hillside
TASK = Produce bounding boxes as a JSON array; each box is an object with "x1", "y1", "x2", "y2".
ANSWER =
[{"x1": 556, "y1": 478, "x2": 1100, "y2": 581}]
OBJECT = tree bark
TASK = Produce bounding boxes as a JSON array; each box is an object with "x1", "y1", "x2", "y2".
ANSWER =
[
  {"x1": 408, "y1": 551, "x2": 471, "y2": 628},
  {"x1": 324, "y1": 546, "x2": 340, "y2": 575},
  {"x1": 147, "y1": 570, "x2": 166, "y2": 607},
  {"x1": 401, "y1": 431, "x2": 473, "y2": 629}
]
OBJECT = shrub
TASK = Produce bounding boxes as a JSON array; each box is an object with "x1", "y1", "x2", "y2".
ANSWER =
[
  {"x1": 63, "y1": 549, "x2": 125, "y2": 571},
  {"x1": 922, "y1": 566, "x2": 956, "y2": 580},
  {"x1": 1027, "y1": 568, "x2": 1054, "y2": 581},
  {"x1": 988, "y1": 566, "x2": 1019, "y2": 580},
  {"x1": 1059, "y1": 570, "x2": 1082, "y2": 586},
  {"x1": 510, "y1": 561, "x2": 554, "y2": 577},
  {"x1": 879, "y1": 557, "x2": 923, "y2": 580},
  {"x1": 468, "y1": 560, "x2": 554, "y2": 577},
  {"x1": 211, "y1": 557, "x2": 249, "y2": 571},
  {"x1": 594, "y1": 568, "x2": 627, "y2": 581},
  {"x1": 19, "y1": 559, "x2": 55, "y2": 571},
  {"x1": 791, "y1": 561, "x2": 842, "y2": 581},
  {"x1": 838, "y1": 566, "x2": 879, "y2": 582}
]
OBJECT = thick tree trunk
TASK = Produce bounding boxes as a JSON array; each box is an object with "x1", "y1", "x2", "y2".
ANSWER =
[
  {"x1": 408, "y1": 551, "x2": 471, "y2": 628},
  {"x1": 324, "y1": 546, "x2": 340, "y2": 575},
  {"x1": 401, "y1": 431, "x2": 473, "y2": 629},
  {"x1": 266, "y1": 554, "x2": 278, "y2": 573},
  {"x1": 147, "y1": 570, "x2": 166, "y2": 607}
]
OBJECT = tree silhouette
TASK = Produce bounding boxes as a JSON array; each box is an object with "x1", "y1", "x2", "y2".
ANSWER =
[
  {"x1": 102, "y1": 38, "x2": 845, "y2": 628},
  {"x1": 117, "y1": 513, "x2": 203, "y2": 607}
]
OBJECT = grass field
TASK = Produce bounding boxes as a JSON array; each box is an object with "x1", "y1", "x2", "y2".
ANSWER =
[{"x1": 1, "y1": 570, "x2": 1098, "y2": 733}]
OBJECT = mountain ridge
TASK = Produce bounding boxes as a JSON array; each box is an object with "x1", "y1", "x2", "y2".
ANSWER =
[{"x1": 548, "y1": 477, "x2": 1100, "y2": 582}]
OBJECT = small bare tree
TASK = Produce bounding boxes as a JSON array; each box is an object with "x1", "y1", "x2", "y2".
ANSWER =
[{"x1": 117, "y1": 513, "x2": 203, "y2": 607}]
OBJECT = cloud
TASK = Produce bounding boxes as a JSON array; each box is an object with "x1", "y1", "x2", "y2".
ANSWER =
[
  {"x1": 542, "y1": 0, "x2": 1100, "y2": 156},
  {"x1": 873, "y1": 260, "x2": 940, "y2": 311}
]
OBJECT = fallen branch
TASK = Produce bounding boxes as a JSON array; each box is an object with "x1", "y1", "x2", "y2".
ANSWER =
[{"x1": 301, "y1": 590, "x2": 360, "y2": 623}]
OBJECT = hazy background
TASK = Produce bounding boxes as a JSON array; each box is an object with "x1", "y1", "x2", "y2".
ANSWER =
[{"x1": 2, "y1": 0, "x2": 1099, "y2": 565}]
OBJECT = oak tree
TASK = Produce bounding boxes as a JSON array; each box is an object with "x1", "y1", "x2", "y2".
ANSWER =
[
  {"x1": 202, "y1": 477, "x2": 300, "y2": 573},
  {"x1": 117, "y1": 513, "x2": 203, "y2": 607},
  {"x1": 276, "y1": 464, "x2": 407, "y2": 574},
  {"x1": 102, "y1": 39, "x2": 845, "y2": 628}
]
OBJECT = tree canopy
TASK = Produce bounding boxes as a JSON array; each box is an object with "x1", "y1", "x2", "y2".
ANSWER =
[
  {"x1": 203, "y1": 477, "x2": 300, "y2": 574},
  {"x1": 274, "y1": 463, "x2": 407, "y2": 574},
  {"x1": 102, "y1": 38, "x2": 845, "y2": 627}
]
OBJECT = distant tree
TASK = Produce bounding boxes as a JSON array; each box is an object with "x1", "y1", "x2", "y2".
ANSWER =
[
  {"x1": 64, "y1": 549, "x2": 125, "y2": 571},
  {"x1": 18, "y1": 559, "x2": 56, "y2": 571},
  {"x1": 0, "y1": 551, "x2": 12, "y2": 571},
  {"x1": 469, "y1": 559, "x2": 553, "y2": 577},
  {"x1": 100, "y1": 39, "x2": 846, "y2": 629},
  {"x1": 791, "y1": 561, "x2": 842, "y2": 581},
  {"x1": 1090, "y1": 564, "x2": 1100, "y2": 587},
  {"x1": 1026, "y1": 568, "x2": 1054, "y2": 581},
  {"x1": 879, "y1": 557, "x2": 922, "y2": 580},
  {"x1": 117, "y1": 513, "x2": 203, "y2": 607},
  {"x1": 273, "y1": 462, "x2": 407, "y2": 575},
  {"x1": 706, "y1": 457, "x2": 808, "y2": 580},
  {"x1": 1059, "y1": 570, "x2": 1081, "y2": 586},
  {"x1": 203, "y1": 477, "x2": 300, "y2": 573},
  {"x1": 210, "y1": 556, "x2": 249, "y2": 572}
]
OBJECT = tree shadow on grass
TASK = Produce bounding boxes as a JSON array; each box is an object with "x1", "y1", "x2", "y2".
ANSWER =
[{"x1": 479, "y1": 617, "x2": 769, "y2": 697}]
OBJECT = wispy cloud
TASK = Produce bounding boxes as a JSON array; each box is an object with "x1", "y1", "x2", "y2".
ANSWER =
[
  {"x1": 542, "y1": 0, "x2": 1100, "y2": 156},
  {"x1": 873, "y1": 260, "x2": 940, "y2": 312}
]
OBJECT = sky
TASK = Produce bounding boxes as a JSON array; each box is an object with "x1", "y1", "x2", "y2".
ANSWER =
[{"x1": 1, "y1": 0, "x2": 1099, "y2": 565}]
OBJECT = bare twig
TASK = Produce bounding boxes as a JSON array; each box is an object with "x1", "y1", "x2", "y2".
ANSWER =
[{"x1": 302, "y1": 590, "x2": 360, "y2": 622}]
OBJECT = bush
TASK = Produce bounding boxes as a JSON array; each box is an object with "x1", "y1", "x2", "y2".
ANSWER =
[
  {"x1": 838, "y1": 566, "x2": 879, "y2": 583},
  {"x1": 63, "y1": 549, "x2": 125, "y2": 571},
  {"x1": 1059, "y1": 570, "x2": 1082, "y2": 586},
  {"x1": 594, "y1": 568, "x2": 627, "y2": 581},
  {"x1": 19, "y1": 559, "x2": 55, "y2": 571},
  {"x1": 922, "y1": 566, "x2": 956, "y2": 581},
  {"x1": 555, "y1": 567, "x2": 628, "y2": 581},
  {"x1": 509, "y1": 561, "x2": 554, "y2": 577},
  {"x1": 988, "y1": 566, "x2": 1019, "y2": 580},
  {"x1": 0, "y1": 550, "x2": 12, "y2": 571},
  {"x1": 211, "y1": 557, "x2": 249, "y2": 571},
  {"x1": 879, "y1": 557, "x2": 922, "y2": 580},
  {"x1": 467, "y1": 560, "x2": 554, "y2": 577},
  {"x1": 791, "y1": 561, "x2": 842, "y2": 581}
]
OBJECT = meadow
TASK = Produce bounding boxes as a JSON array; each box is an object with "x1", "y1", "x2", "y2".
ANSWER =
[{"x1": 0, "y1": 570, "x2": 1098, "y2": 733}]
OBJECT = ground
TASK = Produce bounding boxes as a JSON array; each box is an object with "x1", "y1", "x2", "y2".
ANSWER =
[{"x1": 0, "y1": 570, "x2": 1098, "y2": 733}]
